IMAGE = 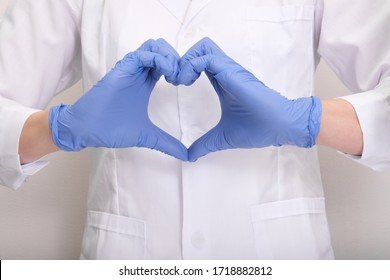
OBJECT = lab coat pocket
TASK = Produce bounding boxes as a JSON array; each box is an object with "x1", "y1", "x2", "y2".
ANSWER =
[
  {"x1": 251, "y1": 197, "x2": 334, "y2": 259},
  {"x1": 80, "y1": 211, "x2": 146, "y2": 260},
  {"x1": 246, "y1": 5, "x2": 314, "y2": 97}
]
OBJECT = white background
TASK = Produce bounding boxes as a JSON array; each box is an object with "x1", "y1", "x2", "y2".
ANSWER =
[{"x1": 0, "y1": 0, "x2": 390, "y2": 259}]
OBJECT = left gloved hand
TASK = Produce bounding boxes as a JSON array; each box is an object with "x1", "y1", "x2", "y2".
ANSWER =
[{"x1": 176, "y1": 38, "x2": 322, "y2": 162}]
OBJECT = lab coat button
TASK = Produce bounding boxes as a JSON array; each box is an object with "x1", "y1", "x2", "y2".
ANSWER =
[
  {"x1": 184, "y1": 29, "x2": 197, "y2": 39},
  {"x1": 191, "y1": 233, "x2": 205, "y2": 248}
]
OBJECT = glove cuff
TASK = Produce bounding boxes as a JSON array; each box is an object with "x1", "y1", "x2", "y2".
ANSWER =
[
  {"x1": 49, "y1": 104, "x2": 82, "y2": 152},
  {"x1": 307, "y1": 96, "x2": 322, "y2": 147}
]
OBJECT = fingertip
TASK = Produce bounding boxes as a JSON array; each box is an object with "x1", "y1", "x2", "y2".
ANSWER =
[
  {"x1": 150, "y1": 128, "x2": 189, "y2": 161},
  {"x1": 139, "y1": 52, "x2": 175, "y2": 78},
  {"x1": 187, "y1": 127, "x2": 227, "y2": 161},
  {"x1": 170, "y1": 141, "x2": 189, "y2": 162},
  {"x1": 153, "y1": 59, "x2": 173, "y2": 81},
  {"x1": 176, "y1": 58, "x2": 208, "y2": 85},
  {"x1": 188, "y1": 144, "x2": 206, "y2": 162},
  {"x1": 156, "y1": 38, "x2": 181, "y2": 59},
  {"x1": 176, "y1": 64, "x2": 201, "y2": 86},
  {"x1": 156, "y1": 38, "x2": 168, "y2": 45},
  {"x1": 187, "y1": 135, "x2": 212, "y2": 162},
  {"x1": 164, "y1": 55, "x2": 180, "y2": 84},
  {"x1": 137, "y1": 39, "x2": 157, "y2": 52}
]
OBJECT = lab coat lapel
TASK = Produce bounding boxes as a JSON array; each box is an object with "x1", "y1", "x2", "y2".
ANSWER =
[
  {"x1": 184, "y1": 0, "x2": 213, "y2": 26},
  {"x1": 158, "y1": 0, "x2": 213, "y2": 25},
  {"x1": 158, "y1": 0, "x2": 191, "y2": 23}
]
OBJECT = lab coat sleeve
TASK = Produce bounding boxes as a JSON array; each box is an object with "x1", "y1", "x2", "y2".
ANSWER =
[
  {"x1": 317, "y1": 0, "x2": 390, "y2": 170},
  {"x1": 0, "y1": 0, "x2": 82, "y2": 189}
]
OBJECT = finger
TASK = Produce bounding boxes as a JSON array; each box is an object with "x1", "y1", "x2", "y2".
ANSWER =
[
  {"x1": 137, "y1": 38, "x2": 180, "y2": 60},
  {"x1": 141, "y1": 125, "x2": 188, "y2": 161},
  {"x1": 176, "y1": 39, "x2": 239, "y2": 86},
  {"x1": 187, "y1": 126, "x2": 230, "y2": 162},
  {"x1": 175, "y1": 57, "x2": 205, "y2": 86},
  {"x1": 174, "y1": 38, "x2": 225, "y2": 86},
  {"x1": 177, "y1": 54, "x2": 238, "y2": 86},
  {"x1": 155, "y1": 38, "x2": 181, "y2": 61},
  {"x1": 135, "y1": 50, "x2": 175, "y2": 80},
  {"x1": 155, "y1": 39, "x2": 180, "y2": 83},
  {"x1": 179, "y1": 37, "x2": 226, "y2": 68},
  {"x1": 138, "y1": 39, "x2": 180, "y2": 83}
]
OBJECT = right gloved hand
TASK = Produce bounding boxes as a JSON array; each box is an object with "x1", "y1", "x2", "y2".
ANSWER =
[{"x1": 49, "y1": 39, "x2": 188, "y2": 161}]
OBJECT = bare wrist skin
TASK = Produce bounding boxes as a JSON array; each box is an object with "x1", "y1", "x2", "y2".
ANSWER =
[
  {"x1": 317, "y1": 99, "x2": 363, "y2": 156},
  {"x1": 19, "y1": 110, "x2": 59, "y2": 164}
]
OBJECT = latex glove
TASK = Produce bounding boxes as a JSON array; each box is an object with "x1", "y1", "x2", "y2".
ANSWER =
[
  {"x1": 49, "y1": 39, "x2": 188, "y2": 161},
  {"x1": 176, "y1": 38, "x2": 322, "y2": 162}
]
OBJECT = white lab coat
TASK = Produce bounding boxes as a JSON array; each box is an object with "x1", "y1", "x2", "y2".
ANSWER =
[{"x1": 0, "y1": 0, "x2": 389, "y2": 259}]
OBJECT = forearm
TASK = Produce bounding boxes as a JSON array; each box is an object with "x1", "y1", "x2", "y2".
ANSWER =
[
  {"x1": 317, "y1": 99, "x2": 363, "y2": 156},
  {"x1": 19, "y1": 111, "x2": 59, "y2": 164}
]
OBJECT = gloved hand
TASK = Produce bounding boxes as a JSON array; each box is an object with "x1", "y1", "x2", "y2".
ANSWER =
[
  {"x1": 49, "y1": 39, "x2": 188, "y2": 161},
  {"x1": 176, "y1": 38, "x2": 322, "y2": 162}
]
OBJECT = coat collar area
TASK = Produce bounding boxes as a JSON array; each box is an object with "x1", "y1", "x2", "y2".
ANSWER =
[{"x1": 158, "y1": 0, "x2": 212, "y2": 24}]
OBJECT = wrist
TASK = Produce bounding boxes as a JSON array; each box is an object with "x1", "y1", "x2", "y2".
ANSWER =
[
  {"x1": 283, "y1": 96, "x2": 322, "y2": 148},
  {"x1": 317, "y1": 99, "x2": 363, "y2": 155},
  {"x1": 49, "y1": 104, "x2": 85, "y2": 152},
  {"x1": 19, "y1": 110, "x2": 59, "y2": 164}
]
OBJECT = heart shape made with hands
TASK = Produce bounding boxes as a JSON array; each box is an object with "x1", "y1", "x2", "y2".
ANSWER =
[{"x1": 138, "y1": 37, "x2": 312, "y2": 162}]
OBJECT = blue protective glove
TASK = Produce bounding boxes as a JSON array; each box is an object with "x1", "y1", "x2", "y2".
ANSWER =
[
  {"x1": 176, "y1": 38, "x2": 322, "y2": 162},
  {"x1": 49, "y1": 39, "x2": 188, "y2": 161}
]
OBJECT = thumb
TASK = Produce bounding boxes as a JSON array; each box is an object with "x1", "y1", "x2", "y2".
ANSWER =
[
  {"x1": 188, "y1": 125, "x2": 230, "y2": 162},
  {"x1": 141, "y1": 125, "x2": 188, "y2": 161}
]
